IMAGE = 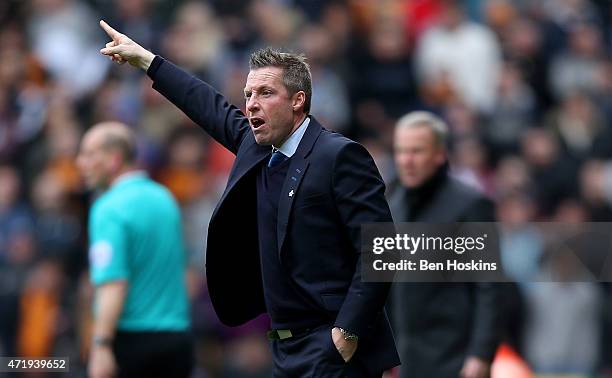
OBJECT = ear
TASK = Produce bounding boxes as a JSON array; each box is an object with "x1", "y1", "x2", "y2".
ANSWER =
[
  {"x1": 292, "y1": 91, "x2": 306, "y2": 113},
  {"x1": 434, "y1": 147, "x2": 447, "y2": 166},
  {"x1": 109, "y1": 150, "x2": 124, "y2": 172}
]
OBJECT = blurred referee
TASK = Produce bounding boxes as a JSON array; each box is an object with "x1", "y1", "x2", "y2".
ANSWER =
[{"x1": 77, "y1": 122, "x2": 193, "y2": 378}]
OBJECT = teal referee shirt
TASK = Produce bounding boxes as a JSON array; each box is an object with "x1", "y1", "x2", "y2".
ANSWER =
[{"x1": 88, "y1": 172, "x2": 190, "y2": 331}]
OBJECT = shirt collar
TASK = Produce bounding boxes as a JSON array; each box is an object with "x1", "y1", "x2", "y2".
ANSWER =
[
  {"x1": 272, "y1": 116, "x2": 310, "y2": 157},
  {"x1": 111, "y1": 170, "x2": 147, "y2": 188}
]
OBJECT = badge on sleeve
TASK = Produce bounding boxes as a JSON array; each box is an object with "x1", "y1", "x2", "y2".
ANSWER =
[{"x1": 89, "y1": 240, "x2": 113, "y2": 268}]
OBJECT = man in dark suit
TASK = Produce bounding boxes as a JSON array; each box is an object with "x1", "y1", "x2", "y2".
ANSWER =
[
  {"x1": 388, "y1": 111, "x2": 500, "y2": 378},
  {"x1": 99, "y1": 20, "x2": 399, "y2": 377}
]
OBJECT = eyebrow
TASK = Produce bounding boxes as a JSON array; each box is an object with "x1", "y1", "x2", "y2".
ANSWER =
[{"x1": 244, "y1": 85, "x2": 273, "y2": 94}]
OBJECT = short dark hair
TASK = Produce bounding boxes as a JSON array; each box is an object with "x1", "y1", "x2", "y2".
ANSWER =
[{"x1": 249, "y1": 47, "x2": 312, "y2": 114}]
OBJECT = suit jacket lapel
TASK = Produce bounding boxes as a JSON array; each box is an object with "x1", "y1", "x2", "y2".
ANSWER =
[
  {"x1": 212, "y1": 133, "x2": 268, "y2": 220},
  {"x1": 277, "y1": 117, "x2": 322, "y2": 255}
]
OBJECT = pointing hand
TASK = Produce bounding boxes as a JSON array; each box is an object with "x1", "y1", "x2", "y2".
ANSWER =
[{"x1": 99, "y1": 20, "x2": 154, "y2": 71}]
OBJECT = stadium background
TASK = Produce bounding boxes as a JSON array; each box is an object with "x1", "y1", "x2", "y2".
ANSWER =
[{"x1": 0, "y1": 0, "x2": 611, "y2": 376}]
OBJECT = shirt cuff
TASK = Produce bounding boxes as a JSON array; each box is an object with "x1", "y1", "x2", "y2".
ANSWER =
[{"x1": 146, "y1": 55, "x2": 164, "y2": 80}]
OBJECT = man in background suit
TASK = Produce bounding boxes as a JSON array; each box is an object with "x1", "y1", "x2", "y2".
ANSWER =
[
  {"x1": 98, "y1": 20, "x2": 399, "y2": 377},
  {"x1": 388, "y1": 111, "x2": 500, "y2": 378}
]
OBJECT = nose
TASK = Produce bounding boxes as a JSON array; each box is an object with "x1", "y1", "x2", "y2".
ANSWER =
[
  {"x1": 396, "y1": 151, "x2": 413, "y2": 167},
  {"x1": 246, "y1": 96, "x2": 259, "y2": 113},
  {"x1": 76, "y1": 154, "x2": 88, "y2": 173}
]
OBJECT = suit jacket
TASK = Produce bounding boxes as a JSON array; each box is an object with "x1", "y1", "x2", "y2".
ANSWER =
[
  {"x1": 387, "y1": 169, "x2": 500, "y2": 378},
  {"x1": 147, "y1": 57, "x2": 400, "y2": 374}
]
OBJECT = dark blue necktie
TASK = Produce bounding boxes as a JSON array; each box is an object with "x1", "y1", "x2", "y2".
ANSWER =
[{"x1": 268, "y1": 150, "x2": 288, "y2": 168}]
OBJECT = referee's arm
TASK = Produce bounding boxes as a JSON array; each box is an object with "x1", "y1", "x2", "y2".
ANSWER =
[{"x1": 89, "y1": 281, "x2": 127, "y2": 378}]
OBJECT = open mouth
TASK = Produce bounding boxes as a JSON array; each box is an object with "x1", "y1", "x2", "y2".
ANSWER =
[{"x1": 250, "y1": 117, "x2": 265, "y2": 129}]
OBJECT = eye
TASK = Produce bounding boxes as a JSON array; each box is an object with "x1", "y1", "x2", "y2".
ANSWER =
[{"x1": 244, "y1": 92, "x2": 251, "y2": 100}]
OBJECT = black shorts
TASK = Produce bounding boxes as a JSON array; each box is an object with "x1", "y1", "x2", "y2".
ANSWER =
[{"x1": 113, "y1": 330, "x2": 194, "y2": 378}]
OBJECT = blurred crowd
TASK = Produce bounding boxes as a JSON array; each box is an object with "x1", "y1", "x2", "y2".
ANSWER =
[{"x1": 0, "y1": 0, "x2": 611, "y2": 376}]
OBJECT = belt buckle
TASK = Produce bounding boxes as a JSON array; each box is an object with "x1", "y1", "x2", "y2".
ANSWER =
[
  {"x1": 267, "y1": 329, "x2": 293, "y2": 340},
  {"x1": 277, "y1": 329, "x2": 293, "y2": 340}
]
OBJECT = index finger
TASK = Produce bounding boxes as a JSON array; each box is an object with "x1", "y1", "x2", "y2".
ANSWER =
[{"x1": 99, "y1": 20, "x2": 120, "y2": 39}]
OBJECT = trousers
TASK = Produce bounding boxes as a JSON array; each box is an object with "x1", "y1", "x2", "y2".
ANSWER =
[
  {"x1": 270, "y1": 324, "x2": 382, "y2": 378},
  {"x1": 113, "y1": 330, "x2": 193, "y2": 378}
]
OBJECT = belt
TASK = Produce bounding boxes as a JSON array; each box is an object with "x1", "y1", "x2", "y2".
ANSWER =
[{"x1": 267, "y1": 327, "x2": 313, "y2": 340}]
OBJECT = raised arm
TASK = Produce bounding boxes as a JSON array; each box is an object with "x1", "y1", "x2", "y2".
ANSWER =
[{"x1": 98, "y1": 20, "x2": 250, "y2": 154}]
